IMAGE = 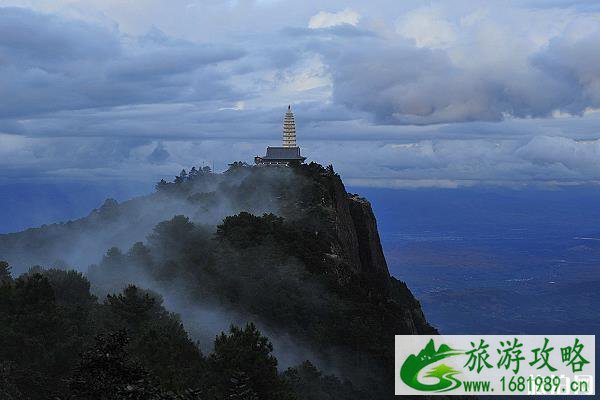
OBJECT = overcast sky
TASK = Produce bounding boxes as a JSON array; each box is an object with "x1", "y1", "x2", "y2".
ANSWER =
[{"x1": 1, "y1": 0, "x2": 600, "y2": 188}]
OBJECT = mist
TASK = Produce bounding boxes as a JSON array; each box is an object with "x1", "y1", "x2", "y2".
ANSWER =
[
  {"x1": 0, "y1": 165, "x2": 297, "y2": 274},
  {"x1": 0, "y1": 164, "x2": 347, "y2": 375},
  {"x1": 88, "y1": 261, "x2": 335, "y2": 372}
]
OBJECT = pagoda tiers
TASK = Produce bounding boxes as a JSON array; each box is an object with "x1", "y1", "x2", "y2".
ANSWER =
[{"x1": 255, "y1": 105, "x2": 306, "y2": 166}]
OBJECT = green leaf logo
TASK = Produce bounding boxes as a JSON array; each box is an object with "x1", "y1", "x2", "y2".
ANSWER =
[{"x1": 400, "y1": 339, "x2": 464, "y2": 392}]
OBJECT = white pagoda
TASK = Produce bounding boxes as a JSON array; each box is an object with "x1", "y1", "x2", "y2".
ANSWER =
[{"x1": 255, "y1": 105, "x2": 306, "y2": 166}]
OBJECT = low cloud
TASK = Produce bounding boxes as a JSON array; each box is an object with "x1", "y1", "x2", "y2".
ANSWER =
[{"x1": 311, "y1": 136, "x2": 600, "y2": 188}]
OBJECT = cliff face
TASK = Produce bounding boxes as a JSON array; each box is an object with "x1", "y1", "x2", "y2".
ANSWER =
[
  {"x1": 323, "y1": 173, "x2": 434, "y2": 335},
  {"x1": 326, "y1": 175, "x2": 390, "y2": 292},
  {"x1": 325, "y1": 176, "x2": 363, "y2": 274},
  {"x1": 348, "y1": 194, "x2": 391, "y2": 291}
]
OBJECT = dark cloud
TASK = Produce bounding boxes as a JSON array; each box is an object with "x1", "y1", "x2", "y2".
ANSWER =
[
  {"x1": 0, "y1": 7, "x2": 119, "y2": 65},
  {"x1": 532, "y1": 32, "x2": 600, "y2": 114},
  {"x1": 107, "y1": 45, "x2": 244, "y2": 81},
  {"x1": 320, "y1": 40, "x2": 499, "y2": 125},
  {"x1": 312, "y1": 29, "x2": 600, "y2": 125},
  {"x1": 0, "y1": 7, "x2": 245, "y2": 119}
]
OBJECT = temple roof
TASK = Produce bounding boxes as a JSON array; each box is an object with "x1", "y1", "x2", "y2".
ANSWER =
[{"x1": 261, "y1": 146, "x2": 304, "y2": 160}]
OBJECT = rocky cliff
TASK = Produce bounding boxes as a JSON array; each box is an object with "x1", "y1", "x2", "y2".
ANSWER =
[{"x1": 322, "y1": 171, "x2": 435, "y2": 334}]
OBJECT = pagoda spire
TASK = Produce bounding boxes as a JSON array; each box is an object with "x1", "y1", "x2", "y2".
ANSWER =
[{"x1": 282, "y1": 105, "x2": 296, "y2": 148}]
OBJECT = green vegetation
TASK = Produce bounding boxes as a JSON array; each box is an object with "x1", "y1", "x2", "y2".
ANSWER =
[{"x1": 0, "y1": 265, "x2": 361, "y2": 399}]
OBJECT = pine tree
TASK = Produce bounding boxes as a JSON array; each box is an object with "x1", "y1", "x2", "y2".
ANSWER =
[
  {"x1": 155, "y1": 179, "x2": 169, "y2": 191},
  {"x1": 189, "y1": 167, "x2": 198, "y2": 180},
  {"x1": 228, "y1": 371, "x2": 258, "y2": 400},
  {"x1": 0, "y1": 261, "x2": 12, "y2": 284},
  {"x1": 66, "y1": 330, "x2": 164, "y2": 399}
]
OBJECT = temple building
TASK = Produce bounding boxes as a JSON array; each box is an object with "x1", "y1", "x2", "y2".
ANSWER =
[{"x1": 255, "y1": 105, "x2": 306, "y2": 166}]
